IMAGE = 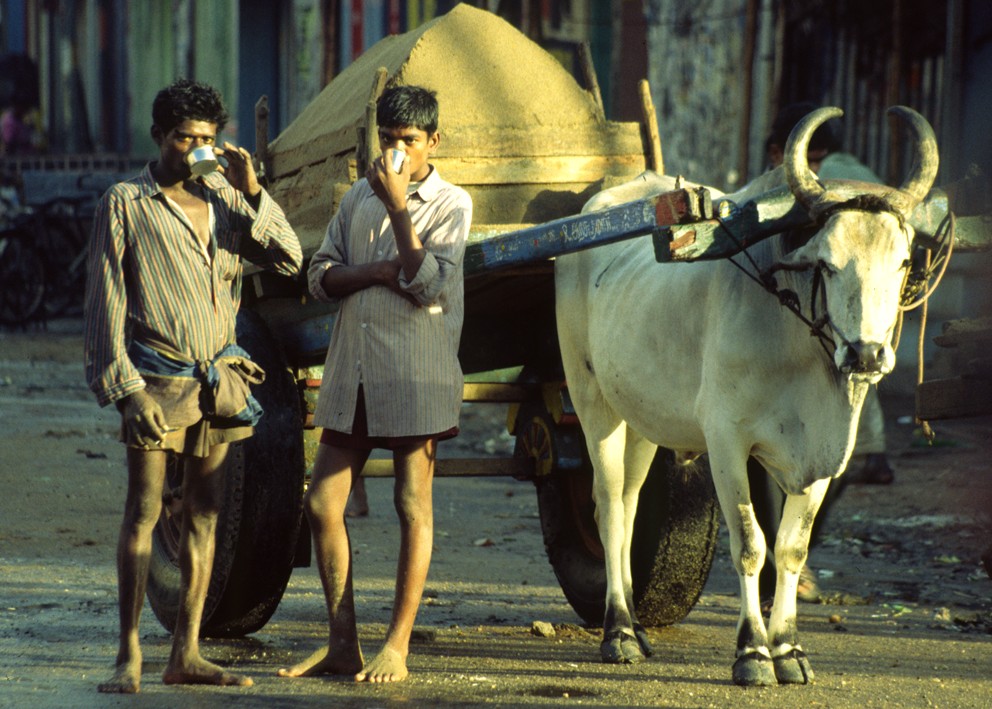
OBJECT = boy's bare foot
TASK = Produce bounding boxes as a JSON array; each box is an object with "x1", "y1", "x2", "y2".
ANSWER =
[
  {"x1": 277, "y1": 645, "x2": 364, "y2": 678},
  {"x1": 162, "y1": 657, "x2": 253, "y2": 687},
  {"x1": 97, "y1": 660, "x2": 141, "y2": 694},
  {"x1": 355, "y1": 647, "x2": 408, "y2": 683}
]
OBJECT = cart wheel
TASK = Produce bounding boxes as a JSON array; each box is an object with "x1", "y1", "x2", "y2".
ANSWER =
[
  {"x1": 147, "y1": 309, "x2": 305, "y2": 637},
  {"x1": 0, "y1": 235, "x2": 45, "y2": 325},
  {"x1": 629, "y1": 450, "x2": 720, "y2": 626},
  {"x1": 522, "y1": 408, "x2": 719, "y2": 626}
]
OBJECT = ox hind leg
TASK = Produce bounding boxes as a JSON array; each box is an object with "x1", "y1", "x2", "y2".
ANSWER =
[
  {"x1": 706, "y1": 442, "x2": 776, "y2": 686},
  {"x1": 587, "y1": 424, "x2": 657, "y2": 664},
  {"x1": 767, "y1": 477, "x2": 830, "y2": 684}
]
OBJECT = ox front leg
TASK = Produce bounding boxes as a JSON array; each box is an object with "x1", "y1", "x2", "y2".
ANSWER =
[
  {"x1": 619, "y1": 431, "x2": 658, "y2": 659},
  {"x1": 708, "y1": 446, "x2": 775, "y2": 687},
  {"x1": 589, "y1": 423, "x2": 646, "y2": 664},
  {"x1": 767, "y1": 477, "x2": 830, "y2": 685}
]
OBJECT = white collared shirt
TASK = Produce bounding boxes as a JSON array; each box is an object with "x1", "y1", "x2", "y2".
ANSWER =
[{"x1": 307, "y1": 167, "x2": 472, "y2": 436}]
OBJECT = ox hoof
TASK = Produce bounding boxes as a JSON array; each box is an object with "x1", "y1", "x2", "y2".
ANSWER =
[
  {"x1": 633, "y1": 623, "x2": 654, "y2": 657},
  {"x1": 773, "y1": 649, "x2": 815, "y2": 684},
  {"x1": 601, "y1": 630, "x2": 645, "y2": 664},
  {"x1": 732, "y1": 651, "x2": 776, "y2": 687}
]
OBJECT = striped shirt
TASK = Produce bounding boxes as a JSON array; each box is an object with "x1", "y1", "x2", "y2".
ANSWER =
[
  {"x1": 84, "y1": 164, "x2": 303, "y2": 407},
  {"x1": 308, "y1": 167, "x2": 472, "y2": 436}
]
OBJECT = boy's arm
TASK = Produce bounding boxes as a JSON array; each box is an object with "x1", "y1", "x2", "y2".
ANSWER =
[
  {"x1": 367, "y1": 155, "x2": 426, "y2": 283},
  {"x1": 83, "y1": 190, "x2": 145, "y2": 407},
  {"x1": 316, "y1": 258, "x2": 406, "y2": 298},
  {"x1": 394, "y1": 193, "x2": 471, "y2": 306},
  {"x1": 219, "y1": 143, "x2": 302, "y2": 277},
  {"x1": 244, "y1": 189, "x2": 303, "y2": 276},
  {"x1": 307, "y1": 183, "x2": 414, "y2": 304},
  {"x1": 237, "y1": 188, "x2": 303, "y2": 277}
]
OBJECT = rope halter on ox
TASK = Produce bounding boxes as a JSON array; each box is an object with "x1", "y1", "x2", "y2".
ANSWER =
[{"x1": 721, "y1": 105, "x2": 941, "y2": 366}]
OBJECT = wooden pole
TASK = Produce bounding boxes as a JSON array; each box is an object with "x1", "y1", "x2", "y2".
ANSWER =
[
  {"x1": 739, "y1": 0, "x2": 759, "y2": 187},
  {"x1": 358, "y1": 67, "x2": 390, "y2": 177},
  {"x1": 254, "y1": 95, "x2": 269, "y2": 182},
  {"x1": 638, "y1": 79, "x2": 663, "y2": 174},
  {"x1": 578, "y1": 40, "x2": 604, "y2": 118}
]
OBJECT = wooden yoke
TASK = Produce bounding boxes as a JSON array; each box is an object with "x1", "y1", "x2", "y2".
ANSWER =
[{"x1": 464, "y1": 187, "x2": 712, "y2": 276}]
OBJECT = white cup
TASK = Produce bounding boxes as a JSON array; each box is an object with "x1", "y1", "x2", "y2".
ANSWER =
[
  {"x1": 387, "y1": 149, "x2": 406, "y2": 173},
  {"x1": 186, "y1": 146, "x2": 219, "y2": 177}
]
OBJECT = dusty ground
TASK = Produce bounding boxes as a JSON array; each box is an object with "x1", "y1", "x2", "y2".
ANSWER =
[{"x1": 1, "y1": 320, "x2": 990, "y2": 708}]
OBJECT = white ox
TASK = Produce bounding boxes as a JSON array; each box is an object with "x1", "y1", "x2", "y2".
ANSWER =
[{"x1": 554, "y1": 107, "x2": 938, "y2": 685}]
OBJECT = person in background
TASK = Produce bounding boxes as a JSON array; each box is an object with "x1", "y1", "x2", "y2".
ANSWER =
[
  {"x1": 84, "y1": 78, "x2": 302, "y2": 693},
  {"x1": 0, "y1": 94, "x2": 43, "y2": 155},
  {"x1": 278, "y1": 85, "x2": 471, "y2": 684},
  {"x1": 753, "y1": 102, "x2": 897, "y2": 604}
]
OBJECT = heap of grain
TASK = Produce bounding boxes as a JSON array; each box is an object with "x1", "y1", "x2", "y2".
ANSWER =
[{"x1": 266, "y1": 4, "x2": 648, "y2": 254}]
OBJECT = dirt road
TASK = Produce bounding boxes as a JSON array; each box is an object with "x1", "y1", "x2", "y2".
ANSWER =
[{"x1": 1, "y1": 322, "x2": 990, "y2": 708}]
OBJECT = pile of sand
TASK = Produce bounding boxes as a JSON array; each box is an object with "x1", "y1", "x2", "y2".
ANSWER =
[
  {"x1": 269, "y1": 4, "x2": 603, "y2": 170},
  {"x1": 266, "y1": 4, "x2": 646, "y2": 252}
]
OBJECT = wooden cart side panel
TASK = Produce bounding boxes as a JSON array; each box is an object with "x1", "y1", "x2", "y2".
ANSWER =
[{"x1": 267, "y1": 123, "x2": 646, "y2": 182}]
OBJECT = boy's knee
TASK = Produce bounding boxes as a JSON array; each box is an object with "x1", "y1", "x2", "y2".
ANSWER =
[
  {"x1": 123, "y1": 492, "x2": 163, "y2": 530},
  {"x1": 393, "y1": 487, "x2": 432, "y2": 524},
  {"x1": 303, "y1": 487, "x2": 324, "y2": 522}
]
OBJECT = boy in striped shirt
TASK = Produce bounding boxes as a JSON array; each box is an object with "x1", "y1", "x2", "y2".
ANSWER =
[
  {"x1": 85, "y1": 78, "x2": 302, "y2": 693},
  {"x1": 278, "y1": 85, "x2": 472, "y2": 683}
]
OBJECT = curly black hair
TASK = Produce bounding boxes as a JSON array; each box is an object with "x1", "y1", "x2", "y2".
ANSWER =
[{"x1": 152, "y1": 78, "x2": 229, "y2": 134}]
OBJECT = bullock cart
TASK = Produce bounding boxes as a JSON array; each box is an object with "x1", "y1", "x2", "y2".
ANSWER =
[
  {"x1": 144, "y1": 5, "x2": 725, "y2": 637},
  {"x1": 143, "y1": 6, "x2": 986, "y2": 639}
]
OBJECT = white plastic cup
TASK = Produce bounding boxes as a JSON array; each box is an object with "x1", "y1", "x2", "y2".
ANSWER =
[
  {"x1": 388, "y1": 149, "x2": 406, "y2": 173},
  {"x1": 186, "y1": 146, "x2": 219, "y2": 177}
]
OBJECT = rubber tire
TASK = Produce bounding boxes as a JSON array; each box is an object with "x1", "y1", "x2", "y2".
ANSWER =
[
  {"x1": 536, "y1": 449, "x2": 719, "y2": 627},
  {"x1": 147, "y1": 308, "x2": 306, "y2": 637}
]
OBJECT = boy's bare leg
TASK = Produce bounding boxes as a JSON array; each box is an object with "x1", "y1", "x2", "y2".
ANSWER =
[
  {"x1": 345, "y1": 475, "x2": 370, "y2": 517},
  {"x1": 162, "y1": 444, "x2": 252, "y2": 687},
  {"x1": 98, "y1": 448, "x2": 167, "y2": 694},
  {"x1": 356, "y1": 439, "x2": 435, "y2": 683},
  {"x1": 279, "y1": 443, "x2": 369, "y2": 677}
]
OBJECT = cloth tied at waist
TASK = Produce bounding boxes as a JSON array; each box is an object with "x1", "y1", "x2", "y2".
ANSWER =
[{"x1": 127, "y1": 339, "x2": 265, "y2": 428}]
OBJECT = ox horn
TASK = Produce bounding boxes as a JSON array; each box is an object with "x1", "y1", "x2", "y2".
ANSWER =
[
  {"x1": 885, "y1": 105, "x2": 939, "y2": 216},
  {"x1": 783, "y1": 106, "x2": 844, "y2": 216},
  {"x1": 785, "y1": 105, "x2": 939, "y2": 218}
]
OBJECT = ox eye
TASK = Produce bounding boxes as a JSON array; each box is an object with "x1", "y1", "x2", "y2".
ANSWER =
[{"x1": 817, "y1": 260, "x2": 836, "y2": 277}]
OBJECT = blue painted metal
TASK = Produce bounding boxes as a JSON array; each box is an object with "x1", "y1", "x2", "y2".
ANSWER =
[
  {"x1": 653, "y1": 180, "x2": 986, "y2": 263},
  {"x1": 464, "y1": 188, "x2": 708, "y2": 276}
]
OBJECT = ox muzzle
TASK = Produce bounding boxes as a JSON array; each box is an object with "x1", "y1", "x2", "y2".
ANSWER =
[{"x1": 837, "y1": 339, "x2": 893, "y2": 379}]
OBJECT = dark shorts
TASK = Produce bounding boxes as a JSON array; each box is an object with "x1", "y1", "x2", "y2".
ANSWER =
[{"x1": 320, "y1": 386, "x2": 458, "y2": 452}]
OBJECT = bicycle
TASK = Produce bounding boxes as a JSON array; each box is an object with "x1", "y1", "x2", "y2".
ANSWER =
[
  {"x1": 0, "y1": 175, "x2": 104, "y2": 324},
  {"x1": 34, "y1": 193, "x2": 97, "y2": 318},
  {"x1": 0, "y1": 188, "x2": 45, "y2": 326}
]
